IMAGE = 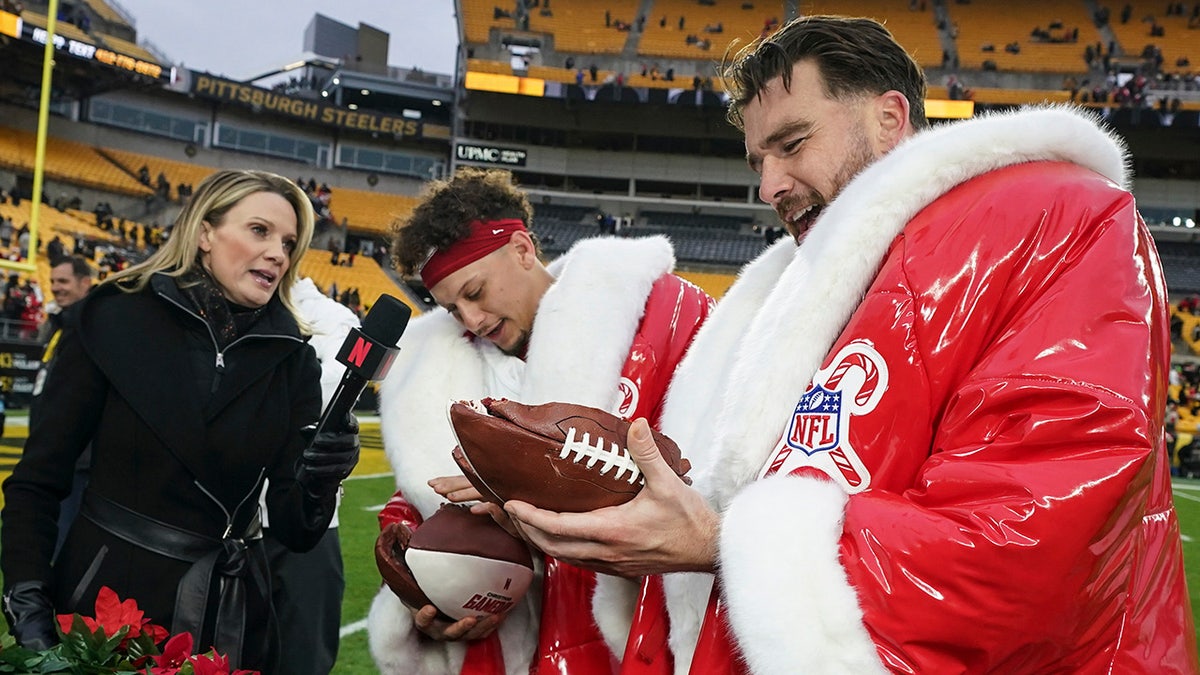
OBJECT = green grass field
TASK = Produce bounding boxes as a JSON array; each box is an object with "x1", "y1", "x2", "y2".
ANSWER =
[
  {"x1": 3, "y1": 419, "x2": 1200, "y2": 672},
  {"x1": 1170, "y1": 478, "x2": 1200, "y2": 651}
]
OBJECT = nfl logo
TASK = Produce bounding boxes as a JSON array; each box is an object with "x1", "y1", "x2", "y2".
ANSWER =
[{"x1": 785, "y1": 385, "x2": 842, "y2": 456}]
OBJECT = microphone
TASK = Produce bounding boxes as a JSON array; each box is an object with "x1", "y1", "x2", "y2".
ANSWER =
[{"x1": 313, "y1": 293, "x2": 412, "y2": 436}]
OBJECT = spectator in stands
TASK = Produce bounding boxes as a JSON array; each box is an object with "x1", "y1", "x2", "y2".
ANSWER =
[
  {"x1": 0, "y1": 216, "x2": 12, "y2": 248},
  {"x1": 365, "y1": 166, "x2": 712, "y2": 674},
  {"x1": 500, "y1": 15, "x2": 1198, "y2": 673},
  {"x1": 45, "y1": 235, "x2": 65, "y2": 264},
  {"x1": 137, "y1": 164, "x2": 150, "y2": 185},
  {"x1": 0, "y1": 170, "x2": 359, "y2": 672},
  {"x1": 32, "y1": 256, "x2": 95, "y2": 553},
  {"x1": 39, "y1": 256, "x2": 93, "y2": 343},
  {"x1": 16, "y1": 224, "x2": 29, "y2": 260},
  {"x1": 947, "y1": 74, "x2": 972, "y2": 99}
]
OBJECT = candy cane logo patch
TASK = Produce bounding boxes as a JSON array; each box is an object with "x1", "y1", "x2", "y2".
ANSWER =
[
  {"x1": 614, "y1": 377, "x2": 640, "y2": 417},
  {"x1": 761, "y1": 340, "x2": 889, "y2": 493}
]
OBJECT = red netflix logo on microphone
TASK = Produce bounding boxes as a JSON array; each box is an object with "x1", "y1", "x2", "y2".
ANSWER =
[
  {"x1": 336, "y1": 328, "x2": 398, "y2": 381},
  {"x1": 348, "y1": 336, "x2": 372, "y2": 368}
]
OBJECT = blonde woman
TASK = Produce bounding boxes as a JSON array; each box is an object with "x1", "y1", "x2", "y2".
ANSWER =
[{"x1": 1, "y1": 170, "x2": 360, "y2": 672}]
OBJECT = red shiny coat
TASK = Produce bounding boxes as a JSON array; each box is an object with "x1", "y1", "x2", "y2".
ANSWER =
[{"x1": 679, "y1": 160, "x2": 1197, "y2": 673}]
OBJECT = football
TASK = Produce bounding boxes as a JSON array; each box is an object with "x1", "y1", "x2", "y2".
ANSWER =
[
  {"x1": 448, "y1": 398, "x2": 691, "y2": 513},
  {"x1": 374, "y1": 503, "x2": 535, "y2": 622}
]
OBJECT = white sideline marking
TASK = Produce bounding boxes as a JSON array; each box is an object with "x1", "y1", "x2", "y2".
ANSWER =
[
  {"x1": 340, "y1": 618, "x2": 368, "y2": 637},
  {"x1": 346, "y1": 472, "x2": 393, "y2": 481},
  {"x1": 1172, "y1": 490, "x2": 1200, "y2": 504}
]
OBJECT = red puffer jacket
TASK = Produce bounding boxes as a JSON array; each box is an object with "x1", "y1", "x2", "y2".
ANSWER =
[{"x1": 670, "y1": 160, "x2": 1196, "y2": 673}]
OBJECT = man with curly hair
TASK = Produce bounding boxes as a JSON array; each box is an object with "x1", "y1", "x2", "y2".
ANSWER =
[{"x1": 367, "y1": 167, "x2": 713, "y2": 675}]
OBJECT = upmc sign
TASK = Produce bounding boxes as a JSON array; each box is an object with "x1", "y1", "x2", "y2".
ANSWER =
[{"x1": 455, "y1": 142, "x2": 528, "y2": 167}]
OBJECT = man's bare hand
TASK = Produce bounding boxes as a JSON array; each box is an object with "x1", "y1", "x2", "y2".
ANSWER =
[
  {"x1": 429, "y1": 475, "x2": 519, "y2": 537},
  {"x1": 505, "y1": 418, "x2": 719, "y2": 577},
  {"x1": 428, "y1": 475, "x2": 480, "y2": 503},
  {"x1": 411, "y1": 604, "x2": 502, "y2": 642}
]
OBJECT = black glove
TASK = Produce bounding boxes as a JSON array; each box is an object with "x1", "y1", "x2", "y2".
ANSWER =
[
  {"x1": 2, "y1": 581, "x2": 58, "y2": 651},
  {"x1": 296, "y1": 413, "x2": 361, "y2": 500}
]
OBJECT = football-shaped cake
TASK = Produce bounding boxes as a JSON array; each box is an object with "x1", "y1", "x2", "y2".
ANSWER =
[
  {"x1": 374, "y1": 503, "x2": 534, "y2": 621},
  {"x1": 448, "y1": 398, "x2": 691, "y2": 513}
]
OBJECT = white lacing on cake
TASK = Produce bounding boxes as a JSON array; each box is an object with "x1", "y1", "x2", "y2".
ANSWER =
[{"x1": 559, "y1": 427, "x2": 642, "y2": 484}]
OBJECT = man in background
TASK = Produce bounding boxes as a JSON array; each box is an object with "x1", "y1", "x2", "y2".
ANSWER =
[{"x1": 32, "y1": 255, "x2": 94, "y2": 555}]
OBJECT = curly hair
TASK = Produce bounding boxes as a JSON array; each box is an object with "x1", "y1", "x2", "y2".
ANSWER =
[
  {"x1": 722, "y1": 15, "x2": 928, "y2": 132},
  {"x1": 391, "y1": 167, "x2": 537, "y2": 276}
]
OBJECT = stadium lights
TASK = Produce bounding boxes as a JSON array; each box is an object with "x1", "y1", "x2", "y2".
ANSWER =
[
  {"x1": 432, "y1": 100, "x2": 442, "y2": 106},
  {"x1": 282, "y1": 61, "x2": 306, "y2": 72},
  {"x1": 1175, "y1": 217, "x2": 1183, "y2": 226},
  {"x1": 1189, "y1": 218, "x2": 1197, "y2": 228},
  {"x1": 361, "y1": 89, "x2": 370, "y2": 95},
  {"x1": 348, "y1": 103, "x2": 358, "y2": 110},
  {"x1": 321, "y1": 90, "x2": 328, "y2": 97},
  {"x1": 333, "y1": 77, "x2": 340, "y2": 85}
]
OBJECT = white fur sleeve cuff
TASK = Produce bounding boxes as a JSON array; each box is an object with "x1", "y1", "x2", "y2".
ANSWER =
[{"x1": 718, "y1": 475, "x2": 887, "y2": 675}]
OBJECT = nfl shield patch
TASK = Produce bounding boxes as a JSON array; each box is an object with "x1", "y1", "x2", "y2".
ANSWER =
[{"x1": 785, "y1": 385, "x2": 841, "y2": 456}]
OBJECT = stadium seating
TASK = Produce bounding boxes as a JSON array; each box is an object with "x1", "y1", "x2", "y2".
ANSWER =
[
  {"x1": 1106, "y1": 1, "x2": 1198, "y2": 74},
  {"x1": 533, "y1": 203, "x2": 595, "y2": 222},
  {"x1": 328, "y1": 189, "x2": 419, "y2": 235},
  {"x1": 296, "y1": 247, "x2": 419, "y2": 316},
  {"x1": 94, "y1": 32, "x2": 160, "y2": 64},
  {"x1": 19, "y1": 9, "x2": 93, "y2": 45},
  {"x1": 0, "y1": 126, "x2": 154, "y2": 196},
  {"x1": 1158, "y1": 241, "x2": 1200, "y2": 295},
  {"x1": 534, "y1": 216, "x2": 765, "y2": 266},
  {"x1": 82, "y1": 0, "x2": 128, "y2": 26},
  {"x1": 798, "y1": 0, "x2": 944, "y2": 68},
  {"x1": 528, "y1": 0, "x2": 640, "y2": 54},
  {"x1": 638, "y1": 0, "x2": 783, "y2": 60},
  {"x1": 675, "y1": 269, "x2": 737, "y2": 299},
  {"x1": 461, "y1": 0, "x2": 515, "y2": 45},
  {"x1": 99, "y1": 146, "x2": 217, "y2": 195},
  {"x1": 945, "y1": 0, "x2": 1096, "y2": 73},
  {"x1": 642, "y1": 210, "x2": 750, "y2": 231}
]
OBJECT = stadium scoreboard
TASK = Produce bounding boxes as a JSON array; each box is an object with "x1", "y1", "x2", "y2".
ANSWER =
[{"x1": 0, "y1": 9, "x2": 172, "y2": 83}]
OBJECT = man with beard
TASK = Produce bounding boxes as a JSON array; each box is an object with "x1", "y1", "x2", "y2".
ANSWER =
[
  {"x1": 366, "y1": 166, "x2": 712, "y2": 675},
  {"x1": 503, "y1": 15, "x2": 1198, "y2": 674}
]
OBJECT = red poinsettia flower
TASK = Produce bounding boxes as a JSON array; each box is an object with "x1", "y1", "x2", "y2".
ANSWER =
[
  {"x1": 55, "y1": 587, "x2": 171, "y2": 646},
  {"x1": 150, "y1": 632, "x2": 195, "y2": 673},
  {"x1": 41, "y1": 586, "x2": 260, "y2": 675},
  {"x1": 56, "y1": 612, "x2": 99, "y2": 634},
  {"x1": 187, "y1": 649, "x2": 255, "y2": 675}
]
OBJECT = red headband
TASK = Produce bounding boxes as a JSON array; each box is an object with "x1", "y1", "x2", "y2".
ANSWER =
[{"x1": 419, "y1": 218, "x2": 527, "y2": 289}]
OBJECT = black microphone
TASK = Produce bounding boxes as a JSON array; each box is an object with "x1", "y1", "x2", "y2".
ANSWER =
[{"x1": 313, "y1": 293, "x2": 412, "y2": 436}]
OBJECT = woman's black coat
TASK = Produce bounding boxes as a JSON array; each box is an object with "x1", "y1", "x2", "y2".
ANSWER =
[{"x1": 1, "y1": 274, "x2": 325, "y2": 667}]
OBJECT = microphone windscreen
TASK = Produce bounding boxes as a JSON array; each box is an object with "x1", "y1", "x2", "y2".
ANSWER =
[{"x1": 362, "y1": 295, "x2": 412, "y2": 346}]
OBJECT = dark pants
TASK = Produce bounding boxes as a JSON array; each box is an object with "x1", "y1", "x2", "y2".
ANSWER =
[{"x1": 263, "y1": 527, "x2": 344, "y2": 675}]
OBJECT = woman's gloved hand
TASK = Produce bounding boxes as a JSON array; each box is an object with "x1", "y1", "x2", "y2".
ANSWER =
[
  {"x1": 2, "y1": 580, "x2": 58, "y2": 650},
  {"x1": 295, "y1": 413, "x2": 361, "y2": 500}
]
